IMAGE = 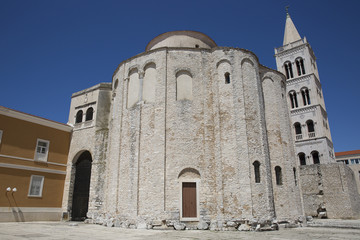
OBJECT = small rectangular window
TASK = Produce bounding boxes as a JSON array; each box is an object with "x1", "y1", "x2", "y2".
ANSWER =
[
  {"x1": 28, "y1": 175, "x2": 44, "y2": 197},
  {"x1": 0, "y1": 130, "x2": 3, "y2": 144},
  {"x1": 34, "y1": 139, "x2": 50, "y2": 162}
]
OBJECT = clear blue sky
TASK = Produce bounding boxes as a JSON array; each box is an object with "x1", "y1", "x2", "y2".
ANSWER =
[{"x1": 1, "y1": 0, "x2": 359, "y2": 152}]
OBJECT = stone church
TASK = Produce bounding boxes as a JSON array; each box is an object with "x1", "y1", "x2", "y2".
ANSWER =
[{"x1": 61, "y1": 13, "x2": 360, "y2": 229}]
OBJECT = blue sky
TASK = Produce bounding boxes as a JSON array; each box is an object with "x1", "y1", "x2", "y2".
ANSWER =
[{"x1": 1, "y1": 0, "x2": 359, "y2": 152}]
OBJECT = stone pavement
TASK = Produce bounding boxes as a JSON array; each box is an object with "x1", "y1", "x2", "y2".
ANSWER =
[{"x1": 0, "y1": 220, "x2": 360, "y2": 240}]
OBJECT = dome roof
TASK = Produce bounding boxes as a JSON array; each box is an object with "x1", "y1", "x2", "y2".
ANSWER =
[{"x1": 145, "y1": 31, "x2": 217, "y2": 51}]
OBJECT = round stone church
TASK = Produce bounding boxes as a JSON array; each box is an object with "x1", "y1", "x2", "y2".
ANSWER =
[{"x1": 62, "y1": 31, "x2": 304, "y2": 230}]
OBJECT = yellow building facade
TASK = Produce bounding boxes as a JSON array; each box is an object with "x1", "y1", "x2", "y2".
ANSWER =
[{"x1": 0, "y1": 106, "x2": 72, "y2": 221}]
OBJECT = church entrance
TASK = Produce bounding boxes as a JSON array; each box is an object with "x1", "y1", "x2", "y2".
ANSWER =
[
  {"x1": 182, "y1": 182, "x2": 197, "y2": 218},
  {"x1": 72, "y1": 151, "x2": 92, "y2": 221}
]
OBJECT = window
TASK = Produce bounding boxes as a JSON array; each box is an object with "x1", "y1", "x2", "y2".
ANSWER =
[
  {"x1": 253, "y1": 161, "x2": 260, "y2": 183},
  {"x1": 299, "y1": 152, "x2": 306, "y2": 165},
  {"x1": 289, "y1": 91, "x2": 298, "y2": 108},
  {"x1": 301, "y1": 88, "x2": 311, "y2": 106},
  {"x1": 312, "y1": 151, "x2": 320, "y2": 164},
  {"x1": 85, "y1": 107, "x2": 93, "y2": 121},
  {"x1": 275, "y1": 166, "x2": 282, "y2": 185},
  {"x1": 284, "y1": 61, "x2": 293, "y2": 79},
  {"x1": 294, "y1": 122, "x2": 302, "y2": 140},
  {"x1": 295, "y1": 58, "x2": 306, "y2": 76},
  {"x1": 307, "y1": 120, "x2": 315, "y2": 138},
  {"x1": 293, "y1": 167, "x2": 297, "y2": 186},
  {"x1": 225, "y1": 72, "x2": 230, "y2": 84},
  {"x1": 34, "y1": 139, "x2": 50, "y2": 162},
  {"x1": 28, "y1": 175, "x2": 44, "y2": 197},
  {"x1": 76, "y1": 110, "x2": 83, "y2": 123},
  {"x1": 113, "y1": 79, "x2": 119, "y2": 90},
  {"x1": 0, "y1": 130, "x2": 2, "y2": 144},
  {"x1": 351, "y1": 158, "x2": 360, "y2": 164}
]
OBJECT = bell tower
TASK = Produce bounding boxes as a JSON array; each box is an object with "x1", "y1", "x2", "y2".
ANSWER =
[{"x1": 274, "y1": 10, "x2": 335, "y2": 166}]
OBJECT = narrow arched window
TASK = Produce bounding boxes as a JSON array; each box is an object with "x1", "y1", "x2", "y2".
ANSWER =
[
  {"x1": 284, "y1": 61, "x2": 293, "y2": 79},
  {"x1": 225, "y1": 72, "x2": 230, "y2": 84},
  {"x1": 295, "y1": 58, "x2": 306, "y2": 76},
  {"x1": 307, "y1": 120, "x2": 315, "y2": 138},
  {"x1": 293, "y1": 167, "x2": 297, "y2": 186},
  {"x1": 253, "y1": 161, "x2": 260, "y2": 183},
  {"x1": 275, "y1": 166, "x2": 282, "y2": 185},
  {"x1": 294, "y1": 122, "x2": 302, "y2": 140},
  {"x1": 298, "y1": 152, "x2": 306, "y2": 165},
  {"x1": 312, "y1": 151, "x2": 320, "y2": 164},
  {"x1": 299, "y1": 58, "x2": 305, "y2": 74},
  {"x1": 289, "y1": 91, "x2": 298, "y2": 109},
  {"x1": 75, "y1": 110, "x2": 83, "y2": 123},
  {"x1": 301, "y1": 88, "x2": 311, "y2": 106},
  {"x1": 86, "y1": 107, "x2": 93, "y2": 121}
]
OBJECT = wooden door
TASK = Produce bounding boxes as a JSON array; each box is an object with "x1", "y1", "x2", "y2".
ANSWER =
[{"x1": 182, "y1": 182, "x2": 197, "y2": 218}]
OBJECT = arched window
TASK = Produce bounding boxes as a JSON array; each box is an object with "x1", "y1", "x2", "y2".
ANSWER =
[
  {"x1": 289, "y1": 91, "x2": 298, "y2": 108},
  {"x1": 296, "y1": 58, "x2": 306, "y2": 76},
  {"x1": 275, "y1": 166, "x2": 282, "y2": 185},
  {"x1": 307, "y1": 120, "x2": 315, "y2": 138},
  {"x1": 225, "y1": 72, "x2": 230, "y2": 84},
  {"x1": 298, "y1": 152, "x2": 306, "y2": 165},
  {"x1": 293, "y1": 167, "x2": 297, "y2": 186},
  {"x1": 294, "y1": 122, "x2": 302, "y2": 140},
  {"x1": 176, "y1": 71, "x2": 193, "y2": 101},
  {"x1": 85, "y1": 107, "x2": 93, "y2": 121},
  {"x1": 301, "y1": 88, "x2": 311, "y2": 106},
  {"x1": 312, "y1": 151, "x2": 320, "y2": 164},
  {"x1": 253, "y1": 161, "x2": 260, "y2": 183},
  {"x1": 113, "y1": 79, "x2": 119, "y2": 90},
  {"x1": 75, "y1": 110, "x2": 83, "y2": 124},
  {"x1": 127, "y1": 68, "x2": 140, "y2": 108},
  {"x1": 284, "y1": 61, "x2": 293, "y2": 79}
]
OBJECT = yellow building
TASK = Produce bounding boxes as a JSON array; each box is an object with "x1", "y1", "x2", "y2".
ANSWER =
[{"x1": 0, "y1": 106, "x2": 72, "y2": 221}]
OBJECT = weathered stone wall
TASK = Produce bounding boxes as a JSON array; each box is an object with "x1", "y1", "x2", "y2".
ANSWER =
[
  {"x1": 299, "y1": 163, "x2": 360, "y2": 219},
  {"x1": 261, "y1": 69, "x2": 304, "y2": 221},
  {"x1": 62, "y1": 83, "x2": 112, "y2": 219},
  {"x1": 89, "y1": 46, "x2": 304, "y2": 229}
]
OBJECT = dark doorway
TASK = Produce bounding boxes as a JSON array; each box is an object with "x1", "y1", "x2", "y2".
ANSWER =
[
  {"x1": 72, "y1": 151, "x2": 92, "y2": 221},
  {"x1": 182, "y1": 182, "x2": 197, "y2": 218}
]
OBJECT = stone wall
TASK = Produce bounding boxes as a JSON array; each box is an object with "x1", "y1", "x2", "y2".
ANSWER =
[
  {"x1": 299, "y1": 163, "x2": 360, "y2": 219},
  {"x1": 65, "y1": 44, "x2": 305, "y2": 230},
  {"x1": 90, "y1": 46, "x2": 304, "y2": 229}
]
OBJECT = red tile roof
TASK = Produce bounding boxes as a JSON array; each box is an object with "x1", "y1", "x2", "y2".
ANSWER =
[{"x1": 335, "y1": 150, "x2": 360, "y2": 157}]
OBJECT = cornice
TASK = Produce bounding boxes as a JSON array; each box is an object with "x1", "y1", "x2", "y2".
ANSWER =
[
  {"x1": 275, "y1": 43, "x2": 307, "y2": 58},
  {"x1": 0, "y1": 106, "x2": 72, "y2": 132},
  {"x1": 290, "y1": 105, "x2": 318, "y2": 115}
]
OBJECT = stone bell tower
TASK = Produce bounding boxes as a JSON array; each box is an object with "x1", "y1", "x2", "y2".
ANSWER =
[{"x1": 274, "y1": 10, "x2": 335, "y2": 166}]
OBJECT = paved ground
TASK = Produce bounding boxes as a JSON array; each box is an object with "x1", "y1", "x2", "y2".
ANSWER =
[{"x1": 1, "y1": 221, "x2": 360, "y2": 240}]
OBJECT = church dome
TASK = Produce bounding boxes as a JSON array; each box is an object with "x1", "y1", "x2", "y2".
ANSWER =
[{"x1": 145, "y1": 30, "x2": 217, "y2": 51}]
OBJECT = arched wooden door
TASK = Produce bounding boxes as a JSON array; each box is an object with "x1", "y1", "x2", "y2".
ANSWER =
[{"x1": 72, "y1": 151, "x2": 92, "y2": 221}]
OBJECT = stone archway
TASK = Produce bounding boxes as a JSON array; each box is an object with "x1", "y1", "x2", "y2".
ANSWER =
[{"x1": 71, "y1": 151, "x2": 92, "y2": 221}]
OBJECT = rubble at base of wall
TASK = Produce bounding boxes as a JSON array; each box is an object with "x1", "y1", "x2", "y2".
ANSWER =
[{"x1": 82, "y1": 212, "x2": 304, "y2": 231}]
